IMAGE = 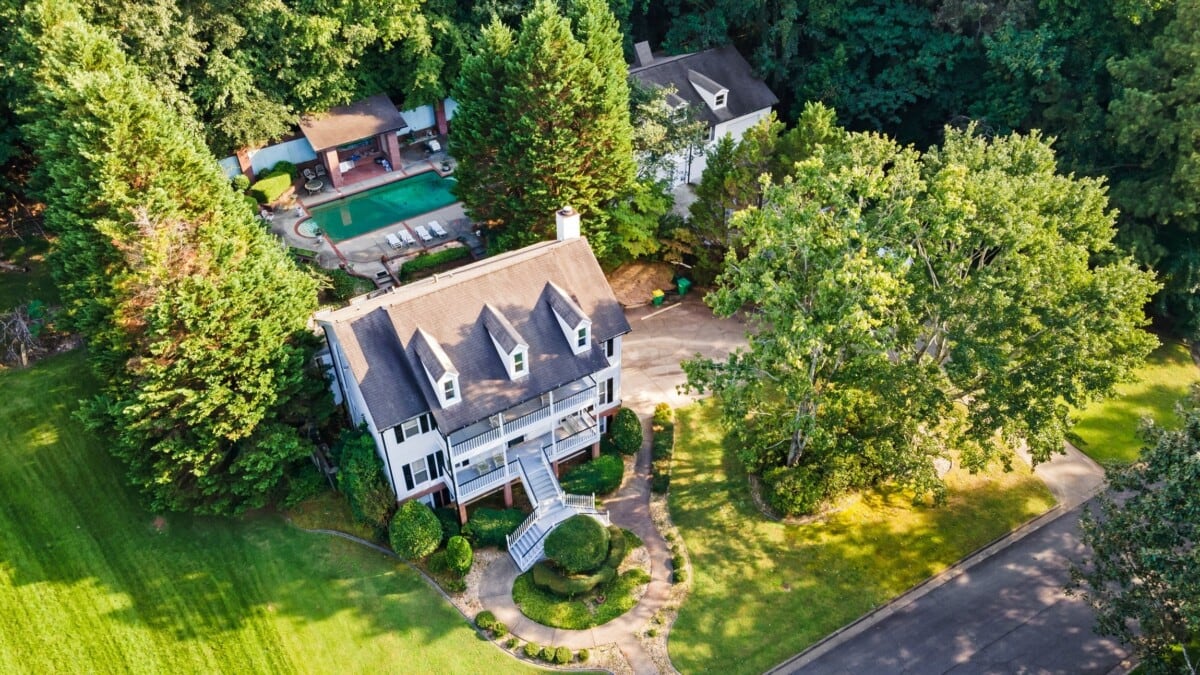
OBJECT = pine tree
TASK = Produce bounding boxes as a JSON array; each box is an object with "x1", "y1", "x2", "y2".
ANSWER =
[
  {"x1": 450, "y1": 0, "x2": 635, "y2": 261},
  {"x1": 16, "y1": 3, "x2": 323, "y2": 514}
]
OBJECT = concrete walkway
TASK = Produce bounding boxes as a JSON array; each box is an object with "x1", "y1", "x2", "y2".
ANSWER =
[{"x1": 477, "y1": 296, "x2": 749, "y2": 673}]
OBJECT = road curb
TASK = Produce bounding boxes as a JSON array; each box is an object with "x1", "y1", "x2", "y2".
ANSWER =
[{"x1": 765, "y1": 502, "x2": 1074, "y2": 674}]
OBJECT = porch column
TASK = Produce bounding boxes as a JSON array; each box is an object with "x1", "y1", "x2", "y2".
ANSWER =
[
  {"x1": 323, "y1": 148, "x2": 343, "y2": 188},
  {"x1": 235, "y1": 147, "x2": 254, "y2": 179},
  {"x1": 435, "y1": 99, "x2": 449, "y2": 136},
  {"x1": 379, "y1": 131, "x2": 401, "y2": 170},
  {"x1": 503, "y1": 482, "x2": 513, "y2": 508},
  {"x1": 591, "y1": 441, "x2": 600, "y2": 459},
  {"x1": 553, "y1": 460, "x2": 560, "y2": 477},
  {"x1": 457, "y1": 502, "x2": 469, "y2": 525}
]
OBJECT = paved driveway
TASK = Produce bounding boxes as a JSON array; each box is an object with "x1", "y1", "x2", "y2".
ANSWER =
[{"x1": 778, "y1": 503, "x2": 1128, "y2": 675}]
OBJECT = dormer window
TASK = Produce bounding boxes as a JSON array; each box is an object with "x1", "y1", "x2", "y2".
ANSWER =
[
  {"x1": 513, "y1": 350, "x2": 526, "y2": 374},
  {"x1": 576, "y1": 327, "x2": 589, "y2": 349},
  {"x1": 482, "y1": 304, "x2": 529, "y2": 381},
  {"x1": 714, "y1": 91, "x2": 727, "y2": 108},
  {"x1": 443, "y1": 378, "x2": 457, "y2": 402},
  {"x1": 546, "y1": 282, "x2": 593, "y2": 356},
  {"x1": 412, "y1": 328, "x2": 461, "y2": 408}
]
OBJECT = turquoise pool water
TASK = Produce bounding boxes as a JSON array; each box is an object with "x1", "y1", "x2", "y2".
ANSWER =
[{"x1": 308, "y1": 172, "x2": 458, "y2": 242}]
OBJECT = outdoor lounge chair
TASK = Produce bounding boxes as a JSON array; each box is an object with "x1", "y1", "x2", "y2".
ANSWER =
[
  {"x1": 302, "y1": 168, "x2": 317, "y2": 181},
  {"x1": 386, "y1": 233, "x2": 403, "y2": 249},
  {"x1": 415, "y1": 225, "x2": 433, "y2": 242},
  {"x1": 429, "y1": 220, "x2": 448, "y2": 237},
  {"x1": 314, "y1": 164, "x2": 326, "y2": 177},
  {"x1": 398, "y1": 229, "x2": 416, "y2": 247}
]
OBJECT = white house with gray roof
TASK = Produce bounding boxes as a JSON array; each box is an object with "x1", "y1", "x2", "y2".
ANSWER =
[
  {"x1": 316, "y1": 209, "x2": 629, "y2": 570},
  {"x1": 629, "y1": 42, "x2": 779, "y2": 186}
]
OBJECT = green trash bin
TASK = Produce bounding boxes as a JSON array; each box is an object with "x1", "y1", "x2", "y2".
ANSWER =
[
  {"x1": 676, "y1": 277, "x2": 692, "y2": 296},
  {"x1": 651, "y1": 291, "x2": 665, "y2": 307}
]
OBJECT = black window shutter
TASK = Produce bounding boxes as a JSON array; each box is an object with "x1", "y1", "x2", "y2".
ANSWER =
[
  {"x1": 435, "y1": 451, "x2": 446, "y2": 477},
  {"x1": 426, "y1": 453, "x2": 438, "y2": 479},
  {"x1": 402, "y1": 464, "x2": 414, "y2": 490},
  {"x1": 420, "y1": 414, "x2": 431, "y2": 434},
  {"x1": 394, "y1": 426, "x2": 403, "y2": 444}
]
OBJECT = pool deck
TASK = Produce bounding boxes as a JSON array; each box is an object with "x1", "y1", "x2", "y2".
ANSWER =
[{"x1": 264, "y1": 143, "x2": 472, "y2": 280}]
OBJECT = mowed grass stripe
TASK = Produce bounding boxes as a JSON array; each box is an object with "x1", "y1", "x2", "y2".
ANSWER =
[
  {"x1": 1, "y1": 352, "x2": 536, "y2": 674},
  {"x1": 667, "y1": 401, "x2": 1057, "y2": 674}
]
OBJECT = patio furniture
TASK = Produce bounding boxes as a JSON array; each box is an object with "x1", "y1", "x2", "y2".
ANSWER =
[
  {"x1": 338, "y1": 159, "x2": 356, "y2": 174},
  {"x1": 398, "y1": 229, "x2": 416, "y2": 247},
  {"x1": 314, "y1": 164, "x2": 326, "y2": 177},
  {"x1": 304, "y1": 179, "x2": 323, "y2": 195},
  {"x1": 426, "y1": 139, "x2": 442, "y2": 153},
  {"x1": 429, "y1": 220, "x2": 448, "y2": 237},
  {"x1": 386, "y1": 233, "x2": 403, "y2": 250},
  {"x1": 415, "y1": 225, "x2": 433, "y2": 242},
  {"x1": 302, "y1": 168, "x2": 317, "y2": 181}
]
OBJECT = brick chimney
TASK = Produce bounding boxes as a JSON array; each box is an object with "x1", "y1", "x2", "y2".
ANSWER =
[
  {"x1": 556, "y1": 206, "x2": 581, "y2": 241},
  {"x1": 633, "y1": 41, "x2": 654, "y2": 68}
]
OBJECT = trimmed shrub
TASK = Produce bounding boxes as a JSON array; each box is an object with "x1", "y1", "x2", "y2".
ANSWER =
[
  {"x1": 523, "y1": 642, "x2": 540, "y2": 658},
  {"x1": 577, "y1": 648, "x2": 589, "y2": 662},
  {"x1": 389, "y1": 501, "x2": 441, "y2": 560},
  {"x1": 652, "y1": 402, "x2": 673, "y2": 428},
  {"x1": 427, "y1": 550, "x2": 449, "y2": 574},
  {"x1": 231, "y1": 174, "x2": 251, "y2": 192},
  {"x1": 269, "y1": 160, "x2": 297, "y2": 179},
  {"x1": 610, "y1": 407, "x2": 643, "y2": 455},
  {"x1": 490, "y1": 621, "x2": 508, "y2": 637},
  {"x1": 443, "y1": 577, "x2": 466, "y2": 593},
  {"x1": 400, "y1": 246, "x2": 471, "y2": 279},
  {"x1": 560, "y1": 454, "x2": 623, "y2": 495},
  {"x1": 475, "y1": 610, "x2": 496, "y2": 631},
  {"x1": 433, "y1": 506, "x2": 461, "y2": 544},
  {"x1": 248, "y1": 171, "x2": 292, "y2": 204},
  {"x1": 673, "y1": 568, "x2": 686, "y2": 584},
  {"x1": 504, "y1": 637, "x2": 518, "y2": 649},
  {"x1": 540, "y1": 646, "x2": 556, "y2": 661},
  {"x1": 544, "y1": 515, "x2": 609, "y2": 574},
  {"x1": 337, "y1": 427, "x2": 393, "y2": 533},
  {"x1": 446, "y1": 535, "x2": 473, "y2": 576},
  {"x1": 554, "y1": 646, "x2": 572, "y2": 664},
  {"x1": 602, "y1": 525, "x2": 628, "y2": 568},
  {"x1": 462, "y1": 507, "x2": 525, "y2": 548},
  {"x1": 531, "y1": 560, "x2": 617, "y2": 597}
]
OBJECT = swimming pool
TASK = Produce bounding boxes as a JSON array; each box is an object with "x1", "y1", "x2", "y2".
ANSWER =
[{"x1": 307, "y1": 171, "x2": 459, "y2": 242}]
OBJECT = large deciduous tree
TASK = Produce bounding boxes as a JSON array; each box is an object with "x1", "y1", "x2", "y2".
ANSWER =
[
  {"x1": 684, "y1": 112, "x2": 1159, "y2": 515},
  {"x1": 1072, "y1": 389, "x2": 1200, "y2": 675},
  {"x1": 450, "y1": 0, "x2": 636, "y2": 260},
  {"x1": 15, "y1": 3, "x2": 324, "y2": 514}
]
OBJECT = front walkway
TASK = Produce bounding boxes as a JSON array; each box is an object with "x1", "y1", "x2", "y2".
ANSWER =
[{"x1": 477, "y1": 295, "x2": 749, "y2": 673}]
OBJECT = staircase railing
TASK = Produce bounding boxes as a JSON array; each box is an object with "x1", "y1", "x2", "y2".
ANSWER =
[{"x1": 506, "y1": 500, "x2": 550, "y2": 552}]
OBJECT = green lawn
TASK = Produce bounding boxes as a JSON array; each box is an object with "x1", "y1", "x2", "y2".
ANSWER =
[
  {"x1": 0, "y1": 237, "x2": 58, "y2": 312},
  {"x1": 0, "y1": 351, "x2": 535, "y2": 673},
  {"x1": 1071, "y1": 340, "x2": 1200, "y2": 464},
  {"x1": 667, "y1": 401, "x2": 1057, "y2": 674}
]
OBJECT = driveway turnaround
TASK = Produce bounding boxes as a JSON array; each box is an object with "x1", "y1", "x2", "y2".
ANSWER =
[{"x1": 773, "y1": 502, "x2": 1129, "y2": 675}]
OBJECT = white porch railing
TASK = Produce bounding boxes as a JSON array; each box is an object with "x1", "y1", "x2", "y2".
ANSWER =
[
  {"x1": 554, "y1": 427, "x2": 600, "y2": 460},
  {"x1": 506, "y1": 500, "x2": 551, "y2": 551},
  {"x1": 552, "y1": 388, "x2": 595, "y2": 414},
  {"x1": 455, "y1": 463, "x2": 509, "y2": 502},
  {"x1": 450, "y1": 424, "x2": 503, "y2": 458}
]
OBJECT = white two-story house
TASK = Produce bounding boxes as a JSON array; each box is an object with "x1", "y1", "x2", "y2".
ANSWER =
[
  {"x1": 316, "y1": 208, "x2": 630, "y2": 570},
  {"x1": 629, "y1": 41, "x2": 779, "y2": 186}
]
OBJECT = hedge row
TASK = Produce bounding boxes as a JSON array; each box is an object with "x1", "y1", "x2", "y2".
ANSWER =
[
  {"x1": 651, "y1": 403, "x2": 674, "y2": 493},
  {"x1": 560, "y1": 454, "x2": 623, "y2": 495},
  {"x1": 531, "y1": 525, "x2": 628, "y2": 597},
  {"x1": 461, "y1": 507, "x2": 525, "y2": 549},
  {"x1": 400, "y1": 246, "x2": 470, "y2": 279},
  {"x1": 520, "y1": 642, "x2": 579, "y2": 664},
  {"x1": 248, "y1": 161, "x2": 296, "y2": 204}
]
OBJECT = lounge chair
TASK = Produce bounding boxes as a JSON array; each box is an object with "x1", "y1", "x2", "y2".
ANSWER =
[
  {"x1": 398, "y1": 230, "x2": 416, "y2": 247},
  {"x1": 429, "y1": 220, "x2": 448, "y2": 237},
  {"x1": 415, "y1": 225, "x2": 433, "y2": 242},
  {"x1": 302, "y1": 168, "x2": 317, "y2": 181},
  {"x1": 385, "y1": 233, "x2": 403, "y2": 250},
  {"x1": 314, "y1": 164, "x2": 326, "y2": 177}
]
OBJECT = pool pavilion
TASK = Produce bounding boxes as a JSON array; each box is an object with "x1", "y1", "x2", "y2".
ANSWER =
[{"x1": 298, "y1": 94, "x2": 408, "y2": 189}]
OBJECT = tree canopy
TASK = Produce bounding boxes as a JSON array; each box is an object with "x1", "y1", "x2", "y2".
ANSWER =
[
  {"x1": 1072, "y1": 388, "x2": 1200, "y2": 674},
  {"x1": 450, "y1": 0, "x2": 636, "y2": 260},
  {"x1": 14, "y1": 3, "x2": 324, "y2": 514},
  {"x1": 685, "y1": 110, "x2": 1159, "y2": 515}
]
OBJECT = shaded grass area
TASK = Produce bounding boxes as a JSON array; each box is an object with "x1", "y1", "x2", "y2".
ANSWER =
[
  {"x1": 512, "y1": 568, "x2": 651, "y2": 630},
  {"x1": 667, "y1": 401, "x2": 1057, "y2": 675},
  {"x1": 0, "y1": 237, "x2": 57, "y2": 312},
  {"x1": 1071, "y1": 341, "x2": 1200, "y2": 464},
  {"x1": 0, "y1": 352, "x2": 535, "y2": 673}
]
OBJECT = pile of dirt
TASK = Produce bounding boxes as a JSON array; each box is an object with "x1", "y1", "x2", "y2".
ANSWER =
[{"x1": 606, "y1": 261, "x2": 675, "y2": 307}]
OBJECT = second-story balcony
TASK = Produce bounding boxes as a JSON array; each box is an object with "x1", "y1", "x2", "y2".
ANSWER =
[{"x1": 446, "y1": 376, "x2": 597, "y2": 460}]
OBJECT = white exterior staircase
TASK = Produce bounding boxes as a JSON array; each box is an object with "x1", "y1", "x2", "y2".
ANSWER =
[{"x1": 505, "y1": 450, "x2": 609, "y2": 571}]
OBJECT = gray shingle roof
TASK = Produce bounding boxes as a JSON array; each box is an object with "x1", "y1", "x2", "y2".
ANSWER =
[
  {"x1": 412, "y1": 328, "x2": 457, "y2": 382},
  {"x1": 629, "y1": 44, "x2": 778, "y2": 127},
  {"x1": 320, "y1": 238, "x2": 631, "y2": 434},
  {"x1": 546, "y1": 281, "x2": 588, "y2": 328},
  {"x1": 481, "y1": 304, "x2": 526, "y2": 354}
]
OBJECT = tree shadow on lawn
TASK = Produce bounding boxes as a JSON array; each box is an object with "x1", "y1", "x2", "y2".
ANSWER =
[
  {"x1": 0, "y1": 352, "x2": 466, "y2": 647},
  {"x1": 666, "y1": 403, "x2": 1056, "y2": 675}
]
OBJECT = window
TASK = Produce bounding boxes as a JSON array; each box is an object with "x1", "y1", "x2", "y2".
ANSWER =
[
  {"x1": 576, "y1": 327, "x2": 588, "y2": 349},
  {"x1": 401, "y1": 418, "x2": 421, "y2": 440},
  {"x1": 442, "y1": 378, "x2": 457, "y2": 401},
  {"x1": 408, "y1": 458, "x2": 429, "y2": 486},
  {"x1": 598, "y1": 377, "x2": 614, "y2": 406},
  {"x1": 513, "y1": 350, "x2": 525, "y2": 374},
  {"x1": 714, "y1": 92, "x2": 727, "y2": 107}
]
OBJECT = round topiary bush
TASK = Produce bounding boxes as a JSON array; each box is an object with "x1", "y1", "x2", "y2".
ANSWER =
[
  {"x1": 554, "y1": 646, "x2": 572, "y2": 664},
  {"x1": 610, "y1": 407, "x2": 643, "y2": 455},
  {"x1": 543, "y1": 515, "x2": 610, "y2": 574},
  {"x1": 446, "y1": 535, "x2": 473, "y2": 576},
  {"x1": 389, "y1": 501, "x2": 441, "y2": 560}
]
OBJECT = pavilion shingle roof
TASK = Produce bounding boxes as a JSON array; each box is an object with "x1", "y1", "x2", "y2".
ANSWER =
[{"x1": 298, "y1": 94, "x2": 408, "y2": 152}]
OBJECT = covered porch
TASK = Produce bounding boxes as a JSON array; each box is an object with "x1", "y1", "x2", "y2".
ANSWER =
[{"x1": 298, "y1": 94, "x2": 408, "y2": 190}]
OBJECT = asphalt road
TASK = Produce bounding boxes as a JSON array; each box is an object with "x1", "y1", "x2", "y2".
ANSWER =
[{"x1": 781, "y1": 504, "x2": 1129, "y2": 675}]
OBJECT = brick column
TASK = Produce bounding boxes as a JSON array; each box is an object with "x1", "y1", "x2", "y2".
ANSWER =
[
  {"x1": 435, "y1": 99, "x2": 449, "y2": 136},
  {"x1": 379, "y1": 131, "x2": 401, "y2": 170},
  {"x1": 458, "y1": 502, "x2": 469, "y2": 525},
  {"x1": 591, "y1": 442, "x2": 600, "y2": 459},
  {"x1": 235, "y1": 147, "x2": 254, "y2": 179},
  {"x1": 323, "y1": 148, "x2": 343, "y2": 188},
  {"x1": 503, "y1": 482, "x2": 513, "y2": 508}
]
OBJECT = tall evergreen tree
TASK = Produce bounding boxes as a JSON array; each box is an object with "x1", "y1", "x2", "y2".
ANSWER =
[
  {"x1": 450, "y1": 0, "x2": 636, "y2": 260},
  {"x1": 15, "y1": 3, "x2": 323, "y2": 514}
]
